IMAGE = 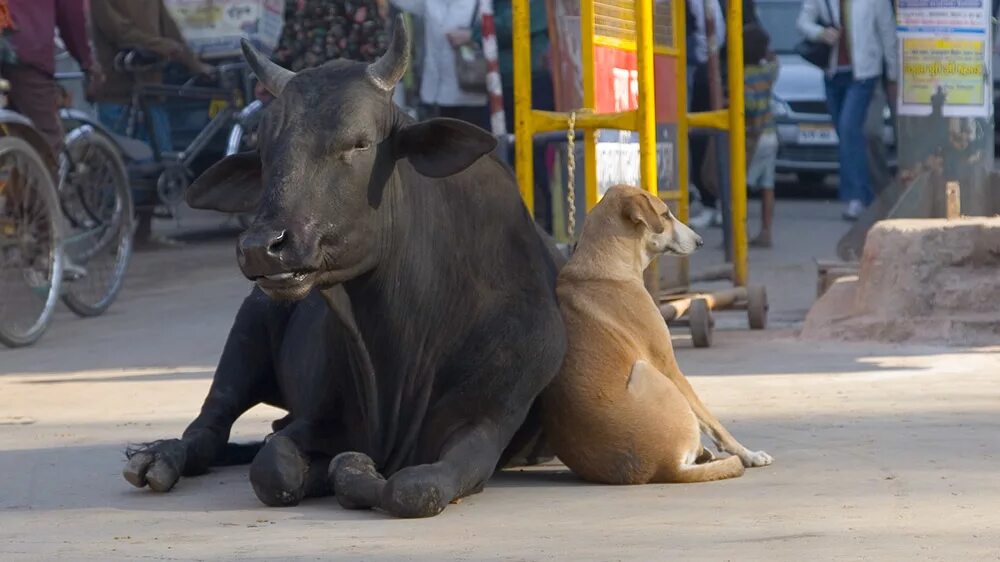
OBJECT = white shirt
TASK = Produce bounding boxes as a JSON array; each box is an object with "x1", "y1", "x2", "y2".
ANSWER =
[
  {"x1": 687, "y1": 0, "x2": 726, "y2": 64},
  {"x1": 391, "y1": 0, "x2": 489, "y2": 107},
  {"x1": 797, "y1": 0, "x2": 899, "y2": 81}
]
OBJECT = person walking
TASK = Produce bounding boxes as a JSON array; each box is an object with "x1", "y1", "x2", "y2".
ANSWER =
[
  {"x1": 685, "y1": 0, "x2": 726, "y2": 228},
  {"x1": 90, "y1": 0, "x2": 215, "y2": 247},
  {"x1": 797, "y1": 0, "x2": 897, "y2": 221},
  {"x1": 743, "y1": 24, "x2": 779, "y2": 247},
  {"x1": 90, "y1": 0, "x2": 214, "y2": 156},
  {"x1": 390, "y1": 0, "x2": 489, "y2": 129},
  {"x1": 472, "y1": 0, "x2": 555, "y2": 231}
]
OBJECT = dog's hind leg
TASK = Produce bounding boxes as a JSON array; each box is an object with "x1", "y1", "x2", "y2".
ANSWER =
[
  {"x1": 628, "y1": 361, "x2": 744, "y2": 484},
  {"x1": 648, "y1": 354, "x2": 773, "y2": 468}
]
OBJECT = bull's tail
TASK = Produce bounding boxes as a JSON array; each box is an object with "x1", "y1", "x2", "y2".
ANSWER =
[{"x1": 216, "y1": 441, "x2": 266, "y2": 466}]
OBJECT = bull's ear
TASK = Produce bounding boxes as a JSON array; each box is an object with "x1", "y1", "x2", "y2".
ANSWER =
[
  {"x1": 395, "y1": 118, "x2": 497, "y2": 178},
  {"x1": 185, "y1": 151, "x2": 263, "y2": 213}
]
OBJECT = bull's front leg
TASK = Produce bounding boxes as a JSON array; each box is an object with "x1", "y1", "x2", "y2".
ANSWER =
[
  {"x1": 123, "y1": 289, "x2": 287, "y2": 492},
  {"x1": 249, "y1": 419, "x2": 339, "y2": 507},
  {"x1": 330, "y1": 423, "x2": 504, "y2": 518}
]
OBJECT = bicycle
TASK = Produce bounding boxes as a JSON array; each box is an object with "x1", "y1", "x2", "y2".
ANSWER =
[
  {"x1": 105, "y1": 51, "x2": 251, "y2": 217},
  {"x1": 0, "y1": 75, "x2": 133, "y2": 348}
]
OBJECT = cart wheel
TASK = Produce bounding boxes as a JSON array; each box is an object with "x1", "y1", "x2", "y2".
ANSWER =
[
  {"x1": 748, "y1": 285, "x2": 768, "y2": 330},
  {"x1": 689, "y1": 298, "x2": 713, "y2": 348}
]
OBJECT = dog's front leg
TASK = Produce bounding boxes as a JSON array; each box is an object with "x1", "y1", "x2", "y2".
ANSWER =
[{"x1": 651, "y1": 354, "x2": 773, "y2": 468}]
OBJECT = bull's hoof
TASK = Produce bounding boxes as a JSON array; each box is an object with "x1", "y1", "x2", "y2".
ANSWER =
[
  {"x1": 329, "y1": 451, "x2": 385, "y2": 510},
  {"x1": 123, "y1": 439, "x2": 187, "y2": 493},
  {"x1": 381, "y1": 466, "x2": 448, "y2": 519},
  {"x1": 250, "y1": 435, "x2": 309, "y2": 507}
]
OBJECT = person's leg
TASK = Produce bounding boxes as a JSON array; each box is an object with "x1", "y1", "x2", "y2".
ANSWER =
[
  {"x1": 97, "y1": 103, "x2": 130, "y2": 136},
  {"x1": 864, "y1": 84, "x2": 891, "y2": 196},
  {"x1": 690, "y1": 64, "x2": 716, "y2": 210},
  {"x1": 825, "y1": 71, "x2": 854, "y2": 211},
  {"x1": 838, "y1": 77, "x2": 877, "y2": 216},
  {"x1": 531, "y1": 72, "x2": 556, "y2": 232},
  {"x1": 146, "y1": 104, "x2": 174, "y2": 154},
  {"x1": 6, "y1": 65, "x2": 64, "y2": 156},
  {"x1": 748, "y1": 131, "x2": 776, "y2": 247}
]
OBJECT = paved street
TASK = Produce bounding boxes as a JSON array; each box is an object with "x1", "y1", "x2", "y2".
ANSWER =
[{"x1": 1, "y1": 201, "x2": 998, "y2": 560}]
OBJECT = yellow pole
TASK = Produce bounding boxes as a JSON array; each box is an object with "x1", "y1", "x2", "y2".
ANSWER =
[
  {"x1": 635, "y1": 0, "x2": 656, "y2": 199},
  {"x1": 581, "y1": 0, "x2": 599, "y2": 210},
  {"x1": 727, "y1": 0, "x2": 747, "y2": 286},
  {"x1": 513, "y1": 0, "x2": 534, "y2": 215},
  {"x1": 673, "y1": 0, "x2": 689, "y2": 223}
]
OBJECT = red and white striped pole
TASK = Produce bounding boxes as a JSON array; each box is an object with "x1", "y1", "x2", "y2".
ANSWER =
[{"x1": 478, "y1": 0, "x2": 507, "y2": 136}]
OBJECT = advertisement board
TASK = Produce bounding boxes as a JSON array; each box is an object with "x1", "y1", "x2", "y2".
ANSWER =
[
  {"x1": 897, "y1": 0, "x2": 991, "y2": 117},
  {"x1": 165, "y1": 0, "x2": 285, "y2": 59}
]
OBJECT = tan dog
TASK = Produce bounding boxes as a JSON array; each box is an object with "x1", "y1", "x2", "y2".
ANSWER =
[{"x1": 543, "y1": 185, "x2": 772, "y2": 484}]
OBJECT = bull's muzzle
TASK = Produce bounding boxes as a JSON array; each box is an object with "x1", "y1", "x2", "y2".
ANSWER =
[{"x1": 238, "y1": 226, "x2": 290, "y2": 278}]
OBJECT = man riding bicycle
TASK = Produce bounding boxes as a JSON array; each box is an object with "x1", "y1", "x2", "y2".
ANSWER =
[
  {"x1": 3, "y1": 0, "x2": 100, "y2": 156},
  {"x1": 90, "y1": 0, "x2": 214, "y2": 245}
]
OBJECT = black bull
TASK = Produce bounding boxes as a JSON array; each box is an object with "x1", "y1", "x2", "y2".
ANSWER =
[{"x1": 122, "y1": 17, "x2": 567, "y2": 518}]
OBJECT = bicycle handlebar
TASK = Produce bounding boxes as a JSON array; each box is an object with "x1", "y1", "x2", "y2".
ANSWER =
[{"x1": 113, "y1": 49, "x2": 166, "y2": 73}]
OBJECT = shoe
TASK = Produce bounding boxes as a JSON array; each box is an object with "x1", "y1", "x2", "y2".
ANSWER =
[
  {"x1": 842, "y1": 200, "x2": 864, "y2": 221},
  {"x1": 750, "y1": 233, "x2": 772, "y2": 248},
  {"x1": 688, "y1": 207, "x2": 714, "y2": 229},
  {"x1": 62, "y1": 257, "x2": 88, "y2": 281},
  {"x1": 710, "y1": 209, "x2": 723, "y2": 228}
]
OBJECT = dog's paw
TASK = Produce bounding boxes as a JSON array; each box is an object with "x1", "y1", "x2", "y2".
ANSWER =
[{"x1": 741, "y1": 450, "x2": 773, "y2": 468}]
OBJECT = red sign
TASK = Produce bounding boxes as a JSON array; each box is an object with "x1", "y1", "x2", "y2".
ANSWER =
[{"x1": 592, "y1": 45, "x2": 679, "y2": 125}]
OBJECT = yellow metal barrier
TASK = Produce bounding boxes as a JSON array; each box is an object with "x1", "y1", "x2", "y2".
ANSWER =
[{"x1": 512, "y1": 0, "x2": 748, "y2": 286}]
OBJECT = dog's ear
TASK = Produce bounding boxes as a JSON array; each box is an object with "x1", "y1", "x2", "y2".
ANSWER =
[{"x1": 621, "y1": 193, "x2": 665, "y2": 234}]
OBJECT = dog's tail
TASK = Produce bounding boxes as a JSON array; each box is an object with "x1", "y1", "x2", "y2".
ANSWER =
[
  {"x1": 671, "y1": 455, "x2": 745, "y2": 483},
  {"x1": 216, "y1": 441, "x2": 266, "y2": 466}
]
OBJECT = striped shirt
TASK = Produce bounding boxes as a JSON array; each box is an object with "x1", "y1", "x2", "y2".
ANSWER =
[{"x1": 744, "y1": 59, "x2": 780, "y2": 140}]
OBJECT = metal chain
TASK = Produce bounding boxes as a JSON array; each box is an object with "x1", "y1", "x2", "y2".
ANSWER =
[{"x1": 565, "y1": 111, "x2": 577, "y2": 241}]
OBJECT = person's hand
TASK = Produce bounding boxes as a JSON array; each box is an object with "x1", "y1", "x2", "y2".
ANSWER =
[
  {"x1": 195, "y1": 62, "x2": 216, "y2": 77},
  {"x1": 819, "y1": 27, "x2": 839, "y2": 45},
  {"x1": 446, "y1": 28, "x2": 472, "y2": 47},
  {"x1": 885, "y1": 80, "x2": 898, "y2": 109},
  {"x1": 254, "y1": 80, "x2": 274, "y2": 102},
  {"x1": 84, "y1": 66, "x2": 105, "y2": 102},
  {"x1": 165, "y1": 40, "x2": 188, "y2": 60}
]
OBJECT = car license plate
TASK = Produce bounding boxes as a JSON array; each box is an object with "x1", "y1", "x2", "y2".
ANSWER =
[{"x1": 797, "y1": 124, "x2": 838, "y2": 145}]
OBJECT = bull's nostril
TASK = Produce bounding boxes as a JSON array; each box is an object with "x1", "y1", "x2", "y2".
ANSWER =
[
  {"x1": 696, "y1": 237, "x2": 704, "y2": 247},
  {"x1": 266, "y1": 230, "x2": 287, "y2": 256}
]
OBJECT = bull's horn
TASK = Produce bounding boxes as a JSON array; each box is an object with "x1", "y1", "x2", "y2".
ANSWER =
[
  {"x1": 366, "y1": 14, "x2": 410, "y2": 91},
  {"x1": 241, "y1": 39, "x2": 295, "y2": 96}
]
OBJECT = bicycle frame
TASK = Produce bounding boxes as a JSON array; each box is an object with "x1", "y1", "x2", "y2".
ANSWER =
[{"x1": 125, "y1": 75, "x2": 245, "y2": 172}]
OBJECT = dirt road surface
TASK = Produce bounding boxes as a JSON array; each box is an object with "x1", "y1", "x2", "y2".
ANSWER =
[{"x1": 2, "y1": 203, "x2": 998, "y2": 560}]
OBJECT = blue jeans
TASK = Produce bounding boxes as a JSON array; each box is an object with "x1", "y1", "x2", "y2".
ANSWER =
[
  {"x1": 97, "y1": 103, "x2": 173, "y2": 156},
  {"x1": 825, "y1": 72, "x2": 876, "y2": 204}
]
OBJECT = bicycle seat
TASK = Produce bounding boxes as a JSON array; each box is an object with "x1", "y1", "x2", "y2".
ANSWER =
[
  {"x1": 109, "y1": 132, "x2": 154, "y2": 162},
  {"x1": 113, "y1": 49, "x2": 165, "y2": 73}
]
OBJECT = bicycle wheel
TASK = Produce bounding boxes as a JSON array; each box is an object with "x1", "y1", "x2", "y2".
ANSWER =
[
  {"x1": 58, "y1": 128, "x2": 134, "y2": 318},
  {"x1": 0, "y1": 136, "x2": 64, "y2": 348}
]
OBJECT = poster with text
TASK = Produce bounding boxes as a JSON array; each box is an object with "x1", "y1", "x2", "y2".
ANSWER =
[{"x1": 897, "y1": 0, "x2": 991, "y2": 117}]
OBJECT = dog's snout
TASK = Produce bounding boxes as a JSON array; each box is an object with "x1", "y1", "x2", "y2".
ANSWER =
[{"x1": 695, "y1": 235, "x2": 704, "y2": 248}]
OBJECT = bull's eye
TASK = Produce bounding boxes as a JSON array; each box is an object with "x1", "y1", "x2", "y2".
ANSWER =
[{"x1": 354, "y1": 140, "x2": 372, "y2": 151}]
